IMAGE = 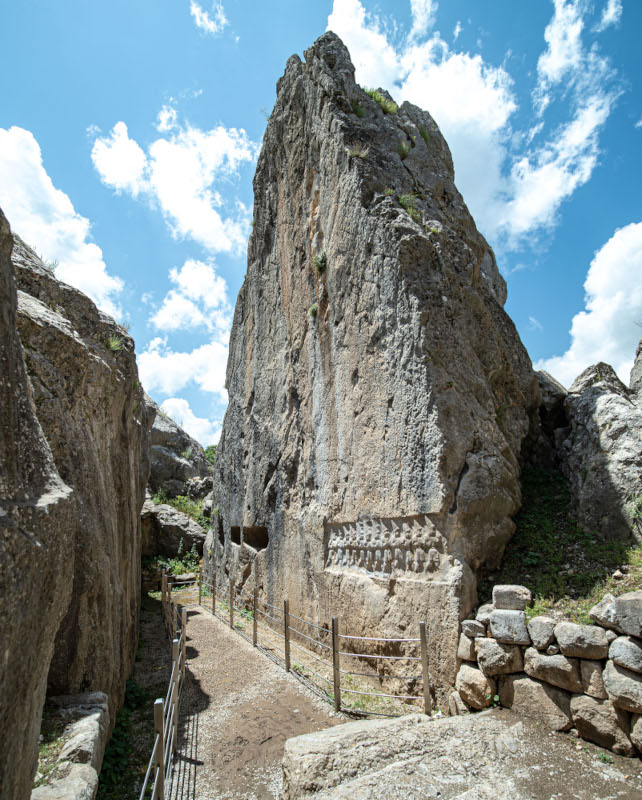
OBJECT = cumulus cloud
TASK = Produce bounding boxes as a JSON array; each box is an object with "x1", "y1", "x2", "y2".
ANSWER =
[
  {"x1": 595, "y1": 0, "x2": 622, "y2": 33},
  {"x1": 156, "y1": 104, "x2": 178, "y2": 132},
  {"x1": 326, "y1": 0, "x2": 619, "y2": 252},
  {"x1": 0, "y1": 126, "x2": 123, "y2": 317},
  {"x1": 189, "y1": 1, "x2": 228, "y2": 36},
  {"x1": 91, "y1": 114, "x2": 258, "y2": 254},
  {"x1": 160, "y1": 396, "x2": 221, "y2": 445},
  {"x1": 150, "y1": 258, "x2": 231, "y2": 335},
  {"x1": 536, "y1": 223, "x2": 642, "y2": 387},
  {"x1": 138, "y1": 336, "x2": 229, "y2": 401},
  {"x1": 409, "y1": 0, "x2": 437, "y2": 38}
]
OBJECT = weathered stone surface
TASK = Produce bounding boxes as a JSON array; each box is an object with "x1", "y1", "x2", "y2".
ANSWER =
[
  {"x1": 581, "y1": 660, "x2": 607, "y2": 699},
  {"x1": 527, "y1": 616, "x2": 556, "y2": 650},
  {"x1": 631, "y1": 714, "x2": 642, "y2": 753},
  {"x1": 461, "y1": 619, "x2": 485, "y2": 638},
  {"x1": 554, "y1": 621, "x2": 609, "y2": 659},
  {"x1": 560, "y1": 362, "x2": 642, "y2": 541},
  {"x1": 590, "y1": 592, "x2": 642, "y2": 638},
  {"x1": 447, "y1": 690, "x2": 470, "y2": 716},
  {"x1": 603, "y1": 660, "x2": 642, "y2": 713},
  {"x1": 476, "y1": 603, "x2": 495, "y2": 624},
  {"x1": 610, "y1": 636, "x2": 642, "y2": 673},
  {"x1": 489, "y1": 610, "x2": 531, "y2": 645},
  {"x1": 141, "y1": 499, "x2": 206, "y2": 557},
  {"x1": 31, "y1": 764, "x2": 99, "y2": 800},
  {"x1": 208, "y1": 32, "x2": 540, "y2": 700},
  {"x1": 523, "y1": 647, "x2": 582, "y2": 692},
  {"x1": 457, "y1": 632, "x2": 476, "y2": 661},
  {"x1": 475, "y1": 638, "x2": 523, "y2": 676},
  {"x1": 146, "y1": 393, "x2": 210, "y2": 499},
  {"x1": 0, "y1": 209, "x2": 76, "y2": 799},
  {"x1": 201, "y1": 491, "x2": 214, "y2": 519},
  {"x1": 606, "y1": 629, "x2": 618, "y2": 643},
  {"x1": 455, "y1": 664, "x2": 495, "y2": 709},
  {"x1": 10, "y1": 235, "x2": 153, "y2": 732},
  {"x1": 56, "y1": 694, "x2": 109, "y2": 770},
  {"x1": 185, "y1": 474, "x2": 213, "y2": 500},
  {"x1": 493, "y1": 585, "x2": 532, "y2": 611},
  {"x1": 631, "y1": 339, "x2": 642, "y2": 406},
  {"x1": 570, "y1": 695, "x2": 634, "y2": 757},
  {"x1": 499, "y1": 674, "x2": 572, "y2": 731},
  {"x1": 532, "y1": 371, "x2": 568, "y2": 467}
]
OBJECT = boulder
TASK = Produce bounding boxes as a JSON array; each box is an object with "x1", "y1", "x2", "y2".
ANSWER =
[
  {"x1": 554, "y1": 622, "x2": 609, "y2": 659},
  {"x1": 581, "y1": 660, "x2": 607, "y2": 700},
  {"x1": 492, "y1": 585, "x2": 532, "y2": 611},
  {"x1": 610, "y1": 636, "x2": 642, "y2": 674},
  {"x1": 201, "y1": 491, "x2": 214, "y2": 518},
  {"x1": 55, "y1": 694, "x2": 110, "y2": 770},
  {"x1": 523, "y1": 647, "x2": 582, "y2": 693},
  {"x1": 603, "y1": 660, "x2": 642, "y2": 713},
  {"x1": 570, "y1": 695, "x2": 634, "y2": 757},
  {"x1": 499, "y1": 674, "x2": 572, "y2": 731},
  {"x1": 631, "y1": 714, "x2": 642, "y2": 753},
  {"x1": 447, "y1": 690, "x2": 470, "y2": 716},
  {"x1": 185, "y1": 474, "x2": 213, "y2": 500},
  {"x1": 475, "y1": 638, "x2": 523, "y2": 676},
  {"x1": 31, "y1": 763, "x2": 98, "y2": 800},
  {"x1": 457, "y1": 632, "x2": 476, "y2": 661},
  {"x1": 489, "y1": 610, "x2": 531, "y2": 645},
  {"x1": 455, "y1": 664, "x2": 495, "y2": 709},
  {"x1": 209, "y1": 31, "x2": 540, "y2": 702},
  {"x1": 590, "y1": 591, "x2": 642, "y2": 638},
  {"x1": 527, "y1": 616, "x2": 556, "y2": 650},
  {"x1": 146, "y1": 393, "x2": 210, "y2": 499},
  {"x1": 476, "y1": 603, "x2": 494, "y2": 625},
  {"x1": 461, "y1": 619, "x2": 485, "y2": 638},
  {"x1": 141, "y1": 499, "x2": 206, "y2": 557},
  {"x1": 560, "y1": 362, "x2": 642, "y2": 541}
]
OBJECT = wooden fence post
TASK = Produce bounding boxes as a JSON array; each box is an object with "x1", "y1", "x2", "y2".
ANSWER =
[
  {"x1": 331, "y1": 617, "x2": 341, "y2": 712},
  {"x1": 284, "y1": 599, "x2": 291, "y2": 672},
  {"x1": 154, "y1": 698, "x2": 165, "y2": 796},
  {"x1": 171, "y1": 597, "x2": 177, "y2": 641},
  {"x1": 198, "y1": 567, "x2": 202, "y2": 606},
  {"x1": 419, "y1": 621, "x2": 432, "y2": 716},
  {"x1": 181, "y1": 610, "x2": 187, "y2": 683},
  {"x1": 229, "y1": 584, "x2": 234, "y2": 629},
  {"x1": 172, "y1": 638, "x2": 180, "y2": 751},
  {"x1": 253, "y1": 588, "x2": 258, "y2": 647},
  {"x1": 212, "y1": 572, "x2": 216, "y2": 616}
]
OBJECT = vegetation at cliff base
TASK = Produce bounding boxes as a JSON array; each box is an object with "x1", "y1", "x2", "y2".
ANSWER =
[
  {"x1": 151, "y1": 489, "x2": 209, "y2": 528},
  {"x1": 478, "y1": 468, "x2": 642, "y2": 623}
]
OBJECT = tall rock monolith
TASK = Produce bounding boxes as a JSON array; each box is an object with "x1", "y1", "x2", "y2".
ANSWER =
[{"x1": 207, "y1": 33, "x2": 540, "y2": 700}]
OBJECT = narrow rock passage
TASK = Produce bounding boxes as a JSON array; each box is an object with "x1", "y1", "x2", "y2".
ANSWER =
[{"x1": 168, "y1": 604, "x2": 343, "y2": 800}]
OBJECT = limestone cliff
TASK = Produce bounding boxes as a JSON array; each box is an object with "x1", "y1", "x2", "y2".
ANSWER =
[
  {"x1": 0, "y1": 213, "x2": 152, "y2": 797},
  {"x1": 207, "y1": 33, "x2": 540, "y2": 698}
]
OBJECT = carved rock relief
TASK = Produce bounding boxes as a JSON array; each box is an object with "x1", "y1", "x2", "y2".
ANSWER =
[{"x1": 324, "y1": 515, "x2": 451, "y2": 578}]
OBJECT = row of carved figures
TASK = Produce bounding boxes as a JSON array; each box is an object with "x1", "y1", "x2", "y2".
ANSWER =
[{"x1": 325, "y1": 545, "x2": 443, "y2": 573}]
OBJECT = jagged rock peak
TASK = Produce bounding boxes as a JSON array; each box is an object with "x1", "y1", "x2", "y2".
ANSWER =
[{"x1": 210, "y1": 33, "x2": 539, "y2": 700}]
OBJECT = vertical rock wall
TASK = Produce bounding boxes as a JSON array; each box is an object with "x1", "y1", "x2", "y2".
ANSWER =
[{"x1": 208, "y1": 33, "x2": 539, "y2": 699}]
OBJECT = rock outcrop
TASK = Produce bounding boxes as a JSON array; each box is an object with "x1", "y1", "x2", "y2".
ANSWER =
[
  {"x1": 208, "y1": 32, "x2": 540, "y2": 699},
  {"x1": 630, "y1": 339, "x2": 642, "y2": 405},
  {"x1": 0, "y1": 212, "x2": 152, "y2": 797},
  {"x1": 558, "y1": 363, "x2": 642, "y2": 541},
  {"x1": 0, "y1": 209, "x2": 76, "y2": 800},
  {"x1": 145, "y1": 394, "x2": 210, "y2": 499},
  {"x1": 141, "y1": 498, "x2": 207, "y2": 557}
]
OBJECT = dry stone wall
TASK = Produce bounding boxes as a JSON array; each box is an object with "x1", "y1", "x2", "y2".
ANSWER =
[
  {"x1": 453, "y1": 584, "x2": 642, "y2": 757},
  {"x1": 208, "y1": 32, "x2": 540, "y2": 702}
]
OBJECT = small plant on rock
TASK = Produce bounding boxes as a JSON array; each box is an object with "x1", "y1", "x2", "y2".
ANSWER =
[
  {"x1": 384, "y1": 187, "x2": 395, "y2": 196},
  {"x1": 309, "y1": 303, "x2": 318, "y2": 318},
  {"x1": 313, "y1": 252, "x2": 327, "y2": 274},
  {"x1": 399, "y1": 141, "x2": 411, "y2": 160},
  {"x1": 351, "y1": 101, "x2": 365, "y2": 117},
  {"x1": 106, "y1": 335, "x2": 124, "y2": 353},
  {"x1": 44, "y1": 258, "x2": 59, "y2": 274},
  {"x1": 181, "y1": 446, "x2": 193, "y2": 460},
  {"x1": 347, "y1": 143, "x2": 370, "y2": 159},
  {"x1": 398, "y1": 194, "x2": 421, "y2": 223},
  {"x1": 362, "y1": 87, "x2": 398, "y2": 114},
  {"x1": 419, "y1": 125, "x2": 430, "y2": 145}
]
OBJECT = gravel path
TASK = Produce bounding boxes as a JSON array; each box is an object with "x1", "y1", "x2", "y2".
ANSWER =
[{"x1": 167, "y1": 604, "x2": 344, "y2": 800}]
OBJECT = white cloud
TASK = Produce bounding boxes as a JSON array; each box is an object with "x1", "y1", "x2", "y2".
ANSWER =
[
  {"x1": 189, "y1": 1, "x2": 228, "y2": 36},
  {"x1": 595, "y1": 0, "x2": 622, "y2": 32},
  {"x1": 149, "y1": 258, "x2": 231, "y2": 334},
  {"x1": 536, "y1": 223, "x2": 642, "y2": 387},
  {"x1": 326, "y1": 0, "x2": 618, "y2": 252},
  {"x1": 156, "y1": 104, "x2": 178, "y2": 132},
  {"x1": 529, "y1": 316, "x2": 543, "y2": 331},
  {"x1": 138, "y1": 336, "x2": 229, "y2": 401},
  {"x1": 0, "y1": 126, "x2": 123, "y2": 317},
  {"x1": 91, "y1": 114, "x2": 258, "y2": 254},
  {"x1": 453, "y1": 21, "x2": 462, "y2": 41},
  {"x1": 635, "y1": 118, "x2": 642, "y2": 130},
  {"x1": 409, "y1": 0, "x2": 436, "y2": 38},
  {"x1": 160, "y1": 397, "x2": 221, "y2": 445}
]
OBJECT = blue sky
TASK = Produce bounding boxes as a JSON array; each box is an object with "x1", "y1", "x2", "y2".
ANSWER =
[{"x1": 1, "y1": 0, "x2": 640, "y2": 445}]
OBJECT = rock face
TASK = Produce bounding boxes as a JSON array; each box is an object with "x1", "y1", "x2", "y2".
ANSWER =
[
  {"x1": 630, "y1": 339, "x2": 642, "y2": 405},
  {"x1": 558, "y1": 363, "x2": 642, "y2": 541},
  {"x1": 0, "y1": 215, "x2": 152, "y2": 797},
  {"x1": 208, "y1": 32, "x2": 540, "y2": 699},
  {"x1": 0, "y1": 209, "x2": 76, "y2": 799},
  {"x1": 141, "y1": 498, "x2": 207, "y2": 557},
  {"x1": 146, "y1": 393, "x2": 210, "y2": 498}
]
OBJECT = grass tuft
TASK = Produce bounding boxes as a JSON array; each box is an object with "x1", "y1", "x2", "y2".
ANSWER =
[
  {"x1": 347, "y1": 143, "x2": 370, "y2": 159},
  {"x1": 309, "y1": 303, "x2": 318, "y2": 318},
  {"x1": 106, "y1": 335, "x2": 124, "y2": 353},
  {"x1": 398, "y1": 141, "x2": 411, "y2": 160},
  {"x1": 362, "y1": 87, "x2": 398, "y2": 114},
  {"x1": 351, "y1": 101, "x2": 365, "y2": 117},
  {"x1": 398, "y1": 193, "x2": 421, "y2": 223},
  {"x1": 419, "y1": 125, "x2": 430, "y2": 145}
]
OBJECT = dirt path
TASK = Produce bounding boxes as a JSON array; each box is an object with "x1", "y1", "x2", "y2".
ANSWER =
[{"x1": 167, "y1": 604, "x2": 344, "y2": 800}]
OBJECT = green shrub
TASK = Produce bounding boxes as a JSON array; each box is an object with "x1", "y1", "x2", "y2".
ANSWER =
[
  {"x1": 363, "y1": 87, "x2": 398, "y2": 114},
  {"x1": 309, "y1": 303, "x2": 318, "y2": 318},
  {"x1": 151, "y1": 491, "x2": 209, "y2": 528},
  {"x1": 205, "y1": 444, "x2": 217, "y2": 465},
  {"x1": 313, "y1": 253, "x2": 327, "y2": 274},
  {"x1": 398, "y1": 194, "x2": 421, "y2": 222}
]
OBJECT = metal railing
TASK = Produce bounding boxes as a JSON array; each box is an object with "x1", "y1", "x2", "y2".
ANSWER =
[
  {"x1": 197, "y1": 569, "x2": 432, "y2": 717},
  {"x1": 138, "y1": 571, "x2": 187, "y2": 799}
]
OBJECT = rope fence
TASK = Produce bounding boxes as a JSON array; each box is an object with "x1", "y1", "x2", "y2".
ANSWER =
[
  {"x1": 197, "y1": 568, "x2": 433, "y2": 717},
  {"x1": 137, "y1": 571, "x2": 188, "y2": 800}
]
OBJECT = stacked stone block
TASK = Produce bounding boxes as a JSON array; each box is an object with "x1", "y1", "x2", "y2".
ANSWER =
[{"x1": 452, "y1": 586, "x2": 642, "y2": 757}]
